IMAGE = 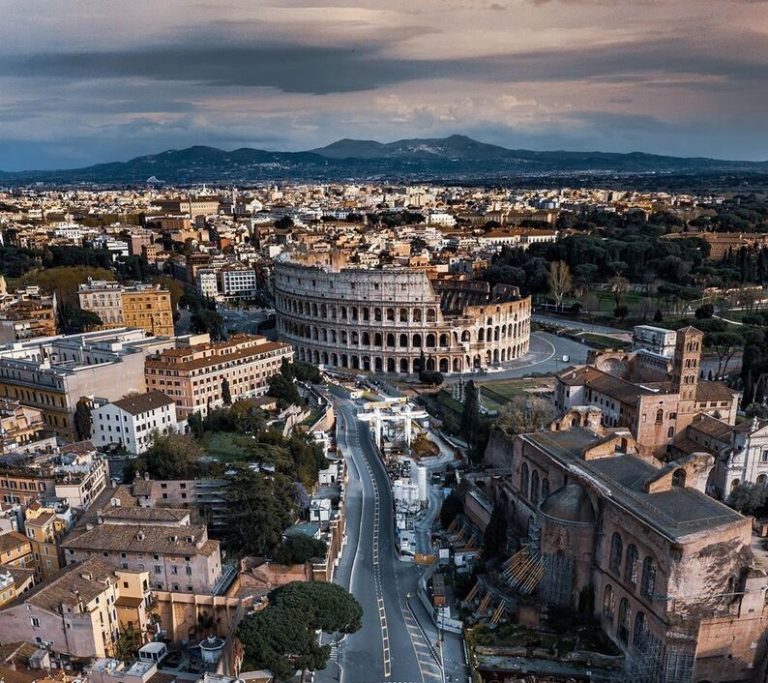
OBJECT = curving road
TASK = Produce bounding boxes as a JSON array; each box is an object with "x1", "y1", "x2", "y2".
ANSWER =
[{"x1": 319, "y1": 400, "x2": 443, "y2": 683}]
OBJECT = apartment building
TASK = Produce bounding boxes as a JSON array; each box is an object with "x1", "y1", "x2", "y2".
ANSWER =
[
  {"x1": 0, "y1": 565, "x2": 34, "y2": 607},
  {"x1": 0, "y1": 328, "x2": 175, "y2": 439},
  {"x1": 0, "y1": 398, "x2": 48, "y2": 453},
  {"x1": 0, "y1": 444, "x2": 107, "y2": 510},
  {"x1": 91, "y1": 391, "x2": 179, "y2": 455},
  {"x1": 217, "y1": 263, "x2": 257, "y2": 300},
  {"x1": 0, "y1": 558, "x2": 151, "y2": 660},
  {"x1": 25, "y1": 504, "x2": 68, "y2": 580},
  {"x1": 62, "y1": 503, "x2": 223, "y2": 594},
  {"x1": 0, "y1": 530, "x2": 35, "y2": 573},
  {"x1": 78, "y1": 280, "x2": 174, "y2": 337},
  {"x1": 145, "y1": 333, "x2": 293, "y2": 418}
]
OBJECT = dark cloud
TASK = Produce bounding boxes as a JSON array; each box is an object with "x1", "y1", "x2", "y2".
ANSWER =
[{"x1": 6, "y1": 34, "x2": 768, "y2": 96}]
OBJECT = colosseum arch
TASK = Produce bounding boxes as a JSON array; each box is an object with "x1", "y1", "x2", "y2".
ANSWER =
[
  {"x1": 386, "y1": 333, "x2": 395, "y2": 348},
  {"x1": 413, "y1": 334, "x2": 422, "y2": 348},
  {"x1": 399, "y1": 334, "x2": 408, "y2": 348},
  {"x1": 399, "y1": 308, "x2": 409, "y2": 323},
  {"x1": 374, "y1": 332, "x2": 382, "y2": 347},
  {"x1": 413, "y1": 309, "x2": 422, "y2": 323},
  {"x1": 426, "y1": 333, "x2": 436, "y2": 348},
  {"x1": 387, "y1": 358, "x2": 396, "y2": 372}
]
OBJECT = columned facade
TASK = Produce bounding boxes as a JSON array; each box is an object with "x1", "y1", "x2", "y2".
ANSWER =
[{"x1": 273, "y1": 260, "x2": 531, "y2": 375}]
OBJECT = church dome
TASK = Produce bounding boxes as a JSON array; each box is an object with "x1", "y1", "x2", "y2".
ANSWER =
[{"x1": 540, "y1": 483, "x2": 595, "y2": 524}]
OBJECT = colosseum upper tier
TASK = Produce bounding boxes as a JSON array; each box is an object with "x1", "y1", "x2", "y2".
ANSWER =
[{"x1": 273, "y1": 258, "x2": 531, "y2": 375}]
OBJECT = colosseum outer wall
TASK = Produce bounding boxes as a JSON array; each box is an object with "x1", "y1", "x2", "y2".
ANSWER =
[{"x1": 273, "y1": 260, "x2": 531, "y2": 375}]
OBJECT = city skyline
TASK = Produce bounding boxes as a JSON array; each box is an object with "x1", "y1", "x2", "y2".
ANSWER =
[{"x1": 2, "y1": 0, "x2": 768, "y2": 170}]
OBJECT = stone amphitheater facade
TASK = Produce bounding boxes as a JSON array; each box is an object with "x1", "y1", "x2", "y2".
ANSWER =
[{"x1": 273, "y1": 258, "x2": 531, "y2": 375}]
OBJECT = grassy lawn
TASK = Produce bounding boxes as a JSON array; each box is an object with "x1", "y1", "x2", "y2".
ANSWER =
[
  {"x1": 479, "y1": 378, "x2": 554, "y2": 410},
  {"x1": 579, "y1": 333, "x2": 631, "y2": 349},
  {"x1": 595, "y1": 290, "x2": 646, "y2": 313},
  {"x1": 202, "y1": 431, "x2": 248, "y2": 461}
]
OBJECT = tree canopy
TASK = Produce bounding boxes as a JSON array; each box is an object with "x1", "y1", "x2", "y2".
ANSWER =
[{"x1": 237, "y1": 582, "x2": 362, "y2": 682}]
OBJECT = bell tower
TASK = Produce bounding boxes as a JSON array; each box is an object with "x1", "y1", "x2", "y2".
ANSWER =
[{"x1": 672, "y1": 326, "x2": 703, "y2": 427}]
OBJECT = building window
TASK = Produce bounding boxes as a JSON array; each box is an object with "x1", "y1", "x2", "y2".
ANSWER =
[
  {"x1": 633, "y1": 611, "x2": 647, "y2": 649},
  {"x1": 655, "y1": 408, "x2": 663, "y2": 424},
  {"x1": 602, "y1": 584, "x2": 614, "y2": 622},
  {"x1": 31, "y1": 617, "x2": 40, "y2": 628},
  {"x1": 641, "y1": 556, "x2": 656, "y2": 599},
  {"x1": 672, "y1": 468, "x2": 686, "y2": 488},
  {"x1": 609, "y1": 532, "x2": 623, "y2": 575},
  {"x1": 617, "y1": 598, "x2": 630, "y2": 643},
  {"x1": 530, "y1": 470, "x2": 540, "y2": 505},
  {"x1": 520, "y1": 463, "x2": 529, "y2": 499},
  {"x1": 624, "y1": 544, "x2": 638, "y2": 588}
]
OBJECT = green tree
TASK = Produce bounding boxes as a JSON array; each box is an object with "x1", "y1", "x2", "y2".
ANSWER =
[
  {"x1": 221, "y1": 377, "x2": 232, "y2": 406},
  {"x1": 144, "y1": 433, "x2": 204, "y2": 479},
  {"x1": 74, "y1": 396, "x2": 93, "y2": 441},
  {"x1": 58, "y1": 303, "x2": 103, "y2": 334},
  {"x1": 114, "y1": 625, "x2": 143, "y2": 663},
  {"x1": 496, "y1": 396, "x2": 554, "y2": 437},
  {"x1": 267, "y1": 374, "x2": 303, "y2": 408},
  {"x1": 728, "y1": 483, "x2": 768, "y2": 515},
  {"x1": 483, "y1": 504, "x2": 508, "y2": 561},
  {"x1": 274, "y1": 216, "x2": 295, "y2": 231},
  {"x1": 613, "y1": 304, "x2": 629, "y2": 322},
  {"x1": 224, "y1": 467, "x2": 296, "y2": 555},
  {"x1": 695, "y1": 303, "x2": 715, "y2": 319},
  {"x1": 274, "y1": 536, "x2": 328, "y2": 565}
]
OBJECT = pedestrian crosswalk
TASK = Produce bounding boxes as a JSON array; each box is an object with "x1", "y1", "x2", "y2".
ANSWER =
[{"x1": 402, "y1": 605, "x2": 443, "y2": 681}]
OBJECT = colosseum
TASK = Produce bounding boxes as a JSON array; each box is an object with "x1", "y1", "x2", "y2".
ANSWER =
[{"x1": 273, "y1": 256, "x2": 531, "y2": 375}]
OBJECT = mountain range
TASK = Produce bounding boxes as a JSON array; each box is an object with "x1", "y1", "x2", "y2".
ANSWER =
[{"x1": 2, "y1": 135, "x2": 767, "y2": 184}]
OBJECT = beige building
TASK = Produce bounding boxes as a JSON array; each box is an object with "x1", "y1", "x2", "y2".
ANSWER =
[
  {"x1": 0, "y1": 398, "x2": 48, "y2": 453},
  {"x1": 273, "y1": 257, "x2": 531, "y2": 375},
  {"x1": 62, "y1": 503, "x2": 223, "y2": 594},
  {"x1": 145, "y1": 333, "x2": 293, "y2": 418},
  {"x1": 78, "y1": 280, "x2": 174, "y2": 337},
  {"x1": 0, "y1": 557, "x2": 150, "y2": 660},
  {"x1": 24, "y1": 505, "x2": 68, "y2": 580},
  {"x1": 0, "y1": 328, "x2": 175, "y2": 439}
]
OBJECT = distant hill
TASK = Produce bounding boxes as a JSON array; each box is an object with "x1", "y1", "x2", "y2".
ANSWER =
[{"x1": 2, "y1": 135, "x2": 767, "y2": 184}]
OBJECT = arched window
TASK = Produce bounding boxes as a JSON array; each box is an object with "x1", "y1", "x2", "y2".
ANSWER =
[
  {"x1": 386, "y1": 308, "x2": 395, "y2": 321},
  {"x1": 602, "y1": 584, "x2": 614, "y2": 621},
  {"x1": 427, "y1": 309, "x2": 436, "y2": 323},
  {"x1": 400, "y1": 308, "x2": 409, "y2": 323},
  {"x1": 633, "y1": 611, "x2": 647, "y2": 649},
  {"x1": 531, "y1": 470, "x2": 540, "y2": 505},
  {"x1": 655, "y1": 408, "x2": 664, "y2": 424},
  {"x1": 521, "y1": 463, "x2": 530, "y2": 499},
  {"x1": 617, "y1": 598, "x2": 630, "y2": 643},
  {"x1": 758, "y1": 474, "x2": 768, "y2": 487},
  {"x1": 609, "y1": 532, "x2": 623, "y2": 575},
  {"x1": 672, "y1": 468, "x2": 686, "y2": 488},
  {"x1": 399, "y1": 334, "x2": 408, "y2": 348},
  {"x1": 413, "y1": 309, "x2": 422, "y2": 323},
  {"x1": 641, "y1": 556, "x2": 656, "y2": 599},
  {"x1": 624, "y1": 544, "x2": 639, "y2": 588}
]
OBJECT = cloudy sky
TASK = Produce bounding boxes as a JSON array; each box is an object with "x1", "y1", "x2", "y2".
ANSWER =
[{"x1": 2, "y1": 0, "x2": 768, "y2": 169}]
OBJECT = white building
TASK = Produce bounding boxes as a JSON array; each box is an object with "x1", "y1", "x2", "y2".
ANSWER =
[
  {"x1": 218, "y1": 264, "x2": 257, "y2": 299},
  {"x1": 196, "y1": 269, "x2": 220, "y2": 300},
  {"x1": 633, "y1": 324, "x2": 678, "y2": 357},
  {"x1": 91, "y1": 391, "x2": 178, "y2": 454}
]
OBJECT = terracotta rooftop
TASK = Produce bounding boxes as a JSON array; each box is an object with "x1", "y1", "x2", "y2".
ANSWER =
[
  {"x1": 18, "y1": 558, "x2": 117, "y2": 613},
  {"x1": 111, "y1": 391, "x2": 175, "y2": 416},
  {"x1": 62, "y1": 522, "x2": 210, "y2": 556}
]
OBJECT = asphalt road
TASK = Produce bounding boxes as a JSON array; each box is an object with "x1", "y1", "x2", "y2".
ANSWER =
[
  {"x1": 318, "y1": 401, "x2": 444, "y2": 683},
  {"x1": 443, "y1": 331, "x2": 591, "y2": 383}
]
